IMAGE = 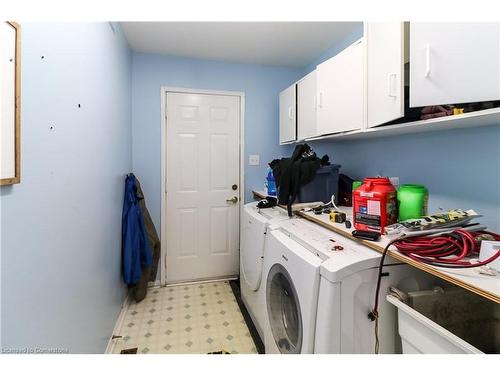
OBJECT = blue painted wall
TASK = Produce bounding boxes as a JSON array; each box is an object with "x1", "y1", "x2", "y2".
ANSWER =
[
  {"x1": 308, "y1": 126, "x2": 500, "y2": 231},
  {"x1": 0, "y1": 23, "x2": 131, "y2": 353},
  {"x1": 131, "y1": 52, "x2": 302, "y2": 230}
]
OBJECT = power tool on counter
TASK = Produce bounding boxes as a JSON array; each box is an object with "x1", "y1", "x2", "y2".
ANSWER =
[{"x1": 329, "y1": 210, "x2": 347, "y2": 224}]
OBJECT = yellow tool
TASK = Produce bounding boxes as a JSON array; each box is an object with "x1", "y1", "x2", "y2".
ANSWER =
[{"x1": 330, "y1": 211, "x2": 346, "y2": 224}]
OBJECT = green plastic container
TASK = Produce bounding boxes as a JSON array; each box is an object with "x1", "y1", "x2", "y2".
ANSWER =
[
  {"x1": 397, "y1": 184, "x2": 428, "y2": 221},
  {"x1": 352, "y1": 180, "x2": 362, "y2": 191}
]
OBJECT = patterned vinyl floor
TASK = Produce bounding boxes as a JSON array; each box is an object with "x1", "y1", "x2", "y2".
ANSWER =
[{"x1": 112, "y1": 281, "x2": 258, "y2": 354}]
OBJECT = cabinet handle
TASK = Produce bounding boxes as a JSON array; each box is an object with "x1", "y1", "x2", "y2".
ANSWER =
[
  {"x1": 318, "y1": 92, "x2": 323, "y2": 108},
  {"x1": 288, "y1": 106, "x2": 293, "y2": 120},
  {"x1": 387, "y1": 73, "x2": 397, "y2": 97},
  {"x1": 424, "y1": 44, "x2": 431, "y2": 78}
]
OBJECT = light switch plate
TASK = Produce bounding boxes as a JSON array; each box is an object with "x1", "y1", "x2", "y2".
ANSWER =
[{"x1": 249, "y1": 154, "x2": 260, "y2": 166}]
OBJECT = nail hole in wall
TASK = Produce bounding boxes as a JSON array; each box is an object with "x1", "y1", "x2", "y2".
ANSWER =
[
  {"x1": 78, "y1": 104, "x2": 81, "y2": 108},
  {"x1": 49, "y1": 125, "x2": 54, "y2": 131},
  {"x1": 41, "y1": 56, "x2": 45, "y2": 60}
]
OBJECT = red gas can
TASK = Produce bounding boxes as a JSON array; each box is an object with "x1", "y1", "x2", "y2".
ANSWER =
[{"x1": 353, "y1": 177, "x2": 397, "y2": 234}]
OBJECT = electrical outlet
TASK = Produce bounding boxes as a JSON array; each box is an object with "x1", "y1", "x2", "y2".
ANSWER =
[{"x1": 249, "y1": 154, "x2": 260, "y2": 166}]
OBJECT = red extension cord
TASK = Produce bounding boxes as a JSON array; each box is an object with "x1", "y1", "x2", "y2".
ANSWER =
[{"x1": 393, "y1": 230, "x2": 500, "y2": 268}]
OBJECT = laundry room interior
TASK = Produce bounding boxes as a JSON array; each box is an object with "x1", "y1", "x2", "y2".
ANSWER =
[{"x1": 1, "y1": 1, "x2": 499, "y2": 371}]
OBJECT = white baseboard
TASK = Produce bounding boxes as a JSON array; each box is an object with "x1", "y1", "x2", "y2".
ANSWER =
[
  {"x1": 104, "y1": 292, "x2": 131, "y2": 354},
  {"x1": 166, "y1": 276, "x2": 238, "y2": 287},
  {"x1": 148, "y1": 280, "x2": 162, "y2": 288},
  {"x1": 104, "y1": 281, "x2": 162, "y2": 354}
]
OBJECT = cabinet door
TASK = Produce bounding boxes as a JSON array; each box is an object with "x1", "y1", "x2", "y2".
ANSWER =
[
  {"x1": 297, "y1": 70, "x2": 317, "y2": 140},
  {"x1": 279, "y1": 84, "x2": 296, "y2": 144},
  {"x1": 410, "y1": 22, "x2": 500, "y2": 107},
  {"x1": 317, "y1": 39, "x2": 364, "y2": 135},
  {"x1": 366, "y1": 22, "x2": 404, "y2": 128}
]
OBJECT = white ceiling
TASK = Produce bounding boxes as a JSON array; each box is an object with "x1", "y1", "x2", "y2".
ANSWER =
[{"x1": 121, "y1": 22, "x2": 362, "y2": 68}]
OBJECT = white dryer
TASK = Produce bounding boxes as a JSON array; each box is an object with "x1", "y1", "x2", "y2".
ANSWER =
[
  {"x1": 240, "y1": 202, "x2": 290, "y2": 340},
  {"x1": 315, "y1": 255, "x2": 436, "y2": 354}
]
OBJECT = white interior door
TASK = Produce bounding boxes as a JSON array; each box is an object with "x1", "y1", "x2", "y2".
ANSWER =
[
  {"x1": 410, "y1": 22, "x2": 500, "y2": 107},
  {"x1": 366, "y1": 22, "x2": 405, "y2": 128},
  {"x1": 165, "y1": 92, "x2": 240, "y2": 284}
]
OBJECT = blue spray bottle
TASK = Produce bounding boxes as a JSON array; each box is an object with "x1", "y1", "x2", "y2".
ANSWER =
[{"x1": 266, "y1": 167, "x2": 277, "y2": 197}]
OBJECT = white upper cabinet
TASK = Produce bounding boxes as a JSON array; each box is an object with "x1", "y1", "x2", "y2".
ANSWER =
[
  {"x1": 410, "y1": 22, "x2": 500, "y2": 107},
  {"x1": 276, "y1": 23, "x2": 500, "y2": 144},
  {"x1": 279, "y1": 84, "x2": 297, "y2": 144},
  {"x1": 297, "y1": 70, "x2": 317, "y2": 140},
  {"x1": 366, "y1": 22, "x2": 405, "y2": 128},
  {"x1": 317, "y1": 39, "x2": 364, "y2": 135}
]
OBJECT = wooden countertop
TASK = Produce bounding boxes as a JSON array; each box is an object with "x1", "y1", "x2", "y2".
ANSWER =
[{"x1": 252, "y1": 190, "x2": 500, "y2": 304}]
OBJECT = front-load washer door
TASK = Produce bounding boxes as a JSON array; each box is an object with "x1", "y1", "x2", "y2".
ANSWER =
[{"x1": 266, "y1": 263, "x2": 303, "y2": 354}]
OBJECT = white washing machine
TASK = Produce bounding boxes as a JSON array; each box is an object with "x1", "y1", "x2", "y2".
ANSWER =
[
  {"x1": 262, "y1": 218, "x2": 435, "y2": 354},
  {"x1": 261, "y1": 218, "x2": 323, "y2": 353},
  {"x1": 240, "y1": 202, "x2": 290, "y2": 340}
]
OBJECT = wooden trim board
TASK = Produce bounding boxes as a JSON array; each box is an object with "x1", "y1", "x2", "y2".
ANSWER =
[
  {"x1": 0, "y1": 22, "x2": 21, "y2": 186},
  {"x1": 252, "y1": 190, "x2": 500, "y2": 304}
]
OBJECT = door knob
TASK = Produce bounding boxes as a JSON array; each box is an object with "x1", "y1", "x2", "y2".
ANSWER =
[{"x1": 226, "y1": 196, "x2": 238, "y2": 205}]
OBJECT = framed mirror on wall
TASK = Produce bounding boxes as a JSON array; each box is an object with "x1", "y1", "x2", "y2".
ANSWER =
[{"x1": 0, "y1": 21, "x2": 21, "y2": 186}]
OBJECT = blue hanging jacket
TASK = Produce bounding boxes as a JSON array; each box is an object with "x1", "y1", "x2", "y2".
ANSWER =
[{"x1": 122, "y1": 174, "x2": 153, "y2": 285}]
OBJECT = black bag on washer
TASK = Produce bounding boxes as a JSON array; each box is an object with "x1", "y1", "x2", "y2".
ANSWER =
[{"x1": 269, "y1": 144, "x2": 329, "y2": 217}]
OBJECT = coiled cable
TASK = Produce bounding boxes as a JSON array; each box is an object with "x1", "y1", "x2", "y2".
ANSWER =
[{"x1": 394, "y1": 230, "x2": 500, "y2": 268}]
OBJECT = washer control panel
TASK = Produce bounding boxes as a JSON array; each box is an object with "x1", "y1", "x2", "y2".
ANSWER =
[{"x1": 278, "y1": 219, "x2": 360, "y2": 261}]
